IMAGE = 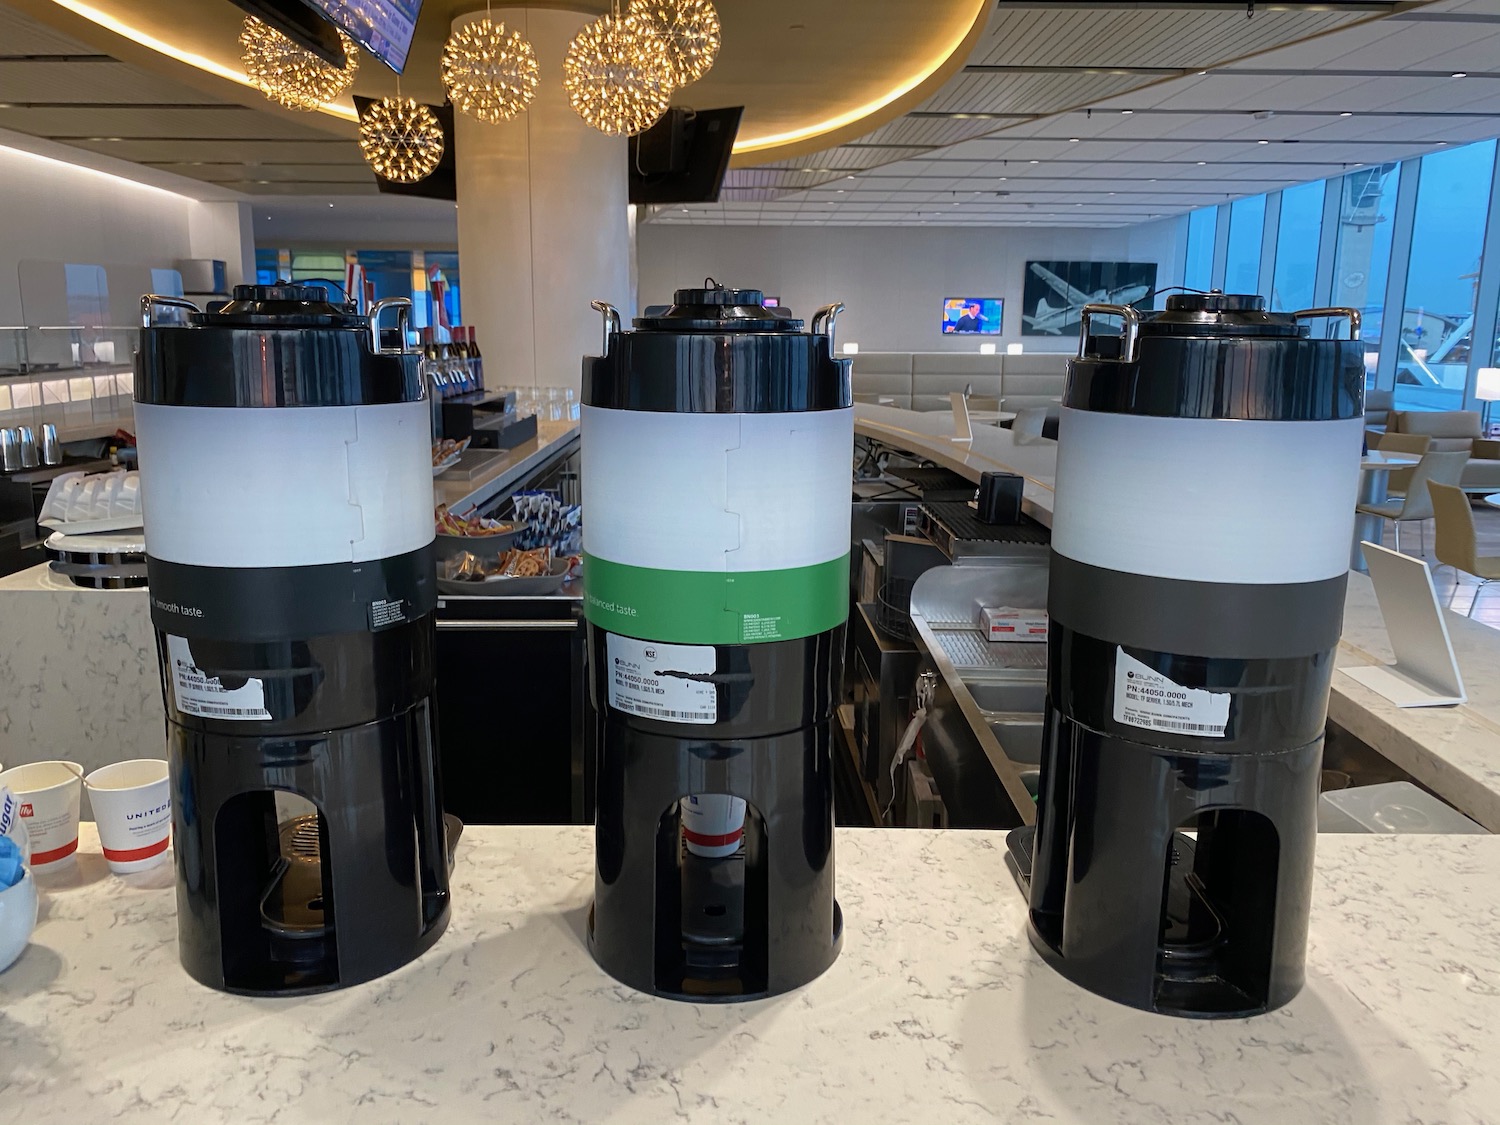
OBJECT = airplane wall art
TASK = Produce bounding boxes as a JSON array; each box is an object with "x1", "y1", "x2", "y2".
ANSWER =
[{"x1": 1021, "y1": 260, "x2": 1158, "y2": 337}]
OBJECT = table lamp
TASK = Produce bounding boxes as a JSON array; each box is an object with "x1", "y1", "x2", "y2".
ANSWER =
[{"x1": 1476, "y1": 367, "x2": 1500, "y2": 435}]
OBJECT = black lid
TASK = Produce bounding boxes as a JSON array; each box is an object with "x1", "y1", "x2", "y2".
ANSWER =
[
  {"x1": 136, "y1": 287, "x2": 421, "y2": 409},
  {"x1": 1145, "y1": 292, "x2": 1302, "y2": 339},
  {"x1": 633, "y1": 281, "x2": 802, "y2": 332},
  {"x1": 196, "y1": 284, "x2": 362, "y2": 328},
  {"x1": 585, "y1": 281, "x2": 849, "y2": 413},
  {"x1": 1066, "y1": 290, "x2": 1363, "y2": 422}
]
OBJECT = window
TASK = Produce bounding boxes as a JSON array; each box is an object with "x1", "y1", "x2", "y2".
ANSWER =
[
  {"x1": 1331, "y1": 163, "x2": 1400, "y2": 382},
  {"x1": 1183, "y1": 207, "x2": 1216, "y2": 293},
  {"x1": 1396, "y1": 139, "x2": 1496, "y2": 411},
  {"x1": 1270, "y1": 181, "x2": 1324, "y2": 313},
  {"x1": 254, "y1": 247, "x2": 280, "y2": 286},
  {"x1": 1224, "y1": 194, "x2": 1267, "y2": 296}
]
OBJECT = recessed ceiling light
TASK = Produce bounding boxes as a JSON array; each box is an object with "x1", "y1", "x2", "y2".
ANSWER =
[
  {"x1": 328, "y1": 202, "x2": 334, "y2": 207},
  {"x1": 1029, "y1": 159, "x2": 1039, "y2": 164},
  {"x1": 1339, "y1": 111, "x2": 1353, "y2": 117},
  {"x1": 1121, "y1": 109, "x2": 1133, "y2": 115},
  {"x1": 1109, "y1": 191, "x2": 1116, "y2": 195},
  {"x1": 1198, "y1": 70, "x2": 1208, "y2": 76},
  {"x1": 1197, "y1": 161, "x2": 1207, "y2": 166},
  {"x1": 836, "y1": 189, "x2": 845, "y2": 192},
  {"x1": 1452, "y1": 72, "x2": 1468, "y2": 79},
  {"x1": 1069, "y1": 137, "x2": 1080, "y2": 143},
  {"x1": 1257, "y1": 139, "x2": 1269, "y2": 145}
]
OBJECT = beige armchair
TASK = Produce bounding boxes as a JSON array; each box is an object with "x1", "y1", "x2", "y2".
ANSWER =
[
  {"x1": 1355, "y1": 449, "x2": 1469, "y2": 554},
  {"x1": 1429, "y1": 481, "x2": 1500, "y2": 616},
  {"x1": 1389, "y1": 410, "x2": 1500, "y2": 491}
]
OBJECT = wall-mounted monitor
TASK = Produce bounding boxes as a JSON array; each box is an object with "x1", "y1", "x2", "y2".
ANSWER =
[
  {"x1": 305, "y1": 0, "x2": 423, "y2": 73},
  {"x1": 941, "y1": 297, "x2": 1003, "y2": 335}
]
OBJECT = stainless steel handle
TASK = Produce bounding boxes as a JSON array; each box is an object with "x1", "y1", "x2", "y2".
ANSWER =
[
  {"x1": 812, "y1": 302, "x2": 845, "y2": 353},
  {"x1": 1293, "y1": 306, "x2": 1362, "y2": 341},
  {"x1": 368, "y1": 296, "x2": 412, "y2": 355},
  {"x1": 435, "y1": 619, "x2": 578, "y2": 632},
  {"x1": 590, "y1": 300, "x2": 621, "y2": 355},
  {"x1": 140, "y1": 293, "x2": 200, "y2": 328},
  {"x1": 1077, "y1": 303, "x2": 1142, "y2": 363}
]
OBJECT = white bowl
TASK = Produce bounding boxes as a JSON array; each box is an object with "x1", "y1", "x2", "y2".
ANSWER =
[{"x1": 0, "y1": 868, "x2": 38, "y2": 973}]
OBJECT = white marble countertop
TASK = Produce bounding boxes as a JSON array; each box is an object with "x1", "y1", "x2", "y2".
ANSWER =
[
  {"x1": 2, "y1": 824, "x2": 1497, "y2": 1124},
  {"x1": 857, "y1": 402, "x2": 1500, "y2": 830}
]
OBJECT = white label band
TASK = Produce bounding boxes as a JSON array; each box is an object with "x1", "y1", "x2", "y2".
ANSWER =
[
  {"x1": 1113, "y1": 648, "x2": 1229, "y2": 738},
  {"x1": 605, "y1": 633, "x2": 718, "y2": 725},
  {"x1": 1052, "y1": 409, "x2": 1363, "y2": 585}
]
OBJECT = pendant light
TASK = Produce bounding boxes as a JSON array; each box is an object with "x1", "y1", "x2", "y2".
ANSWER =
[
  {"x1": 441, "y1": 15, "x2": 540, "y2": 124},
  {"x1": 239, "y1": 16, "x2": 358, "y2": 112}
]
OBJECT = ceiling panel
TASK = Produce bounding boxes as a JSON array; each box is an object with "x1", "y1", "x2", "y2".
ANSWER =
[
  {"x1": 0, "y1": 105, "x2": 338, "y2": 140},
  {"x1": 0, "y1": 5, "x2": 96, "y2": 54},
  {"x1": 0, "y1": 60, "x2": 222, "y2": 104}
]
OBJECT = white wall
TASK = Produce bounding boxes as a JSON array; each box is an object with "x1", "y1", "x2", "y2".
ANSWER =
[
  {"x1": 0, "y1": 144, "x2": 252, "y2": 325},
  {"x1": 636, "y1": 220, "x2": 1186, "y2": 353}
]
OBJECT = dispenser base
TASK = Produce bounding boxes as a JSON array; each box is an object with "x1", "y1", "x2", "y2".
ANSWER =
[
  {"x1": 587, "y1": 903, "x2": 844, "y2": 1004},
  {"x1": 1008, "y1": 826, "x2": 1286, "y2": 1020},
  {"x1": 187, "y1": 907, "x2": 451, "y2": 998}
]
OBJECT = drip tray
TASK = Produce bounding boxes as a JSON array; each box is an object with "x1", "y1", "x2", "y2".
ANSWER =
[{"x1": 930, "y1": 628, "x2": 1046, "y2": 673}]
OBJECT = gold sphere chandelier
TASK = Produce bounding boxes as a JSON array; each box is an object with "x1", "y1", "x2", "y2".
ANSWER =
[
  {"x1": 441, "y1": 17, "x2": 540, "y2": 124},
  {"x1": 628, "y1": 0, "x2": 720, "y2": 87},
  {"x1": 239, "y1": 16, "x2": 358, "y2": 112},
  {"x1": 358, "y1": 98, "x2": 445, "y2": 184},
  {"x1": 562, "y1": 13, "x2": 674, "y2": 137}
]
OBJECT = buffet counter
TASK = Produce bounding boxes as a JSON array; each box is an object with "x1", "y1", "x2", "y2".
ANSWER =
[
  {"x1": 3, "y1": 823, "x2": 1496, "y2": 1125},
  {"x1": 855, "y1": 403, "x2": 1500, "y2": 830}
]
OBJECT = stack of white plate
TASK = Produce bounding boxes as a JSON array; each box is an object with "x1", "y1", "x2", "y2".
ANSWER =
[{"x1": 44, "y1": 529, "x2": 147, "y2": 589}]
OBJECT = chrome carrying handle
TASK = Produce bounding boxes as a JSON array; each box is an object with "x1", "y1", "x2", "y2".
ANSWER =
[
  {"x1": 812, "y1": 302, "x2": 845, "y2": 353},
  {"x1": 1077, "y1": 303, "x2": 1142, "y2": 363},
  {"x1": 367, "y1": 296, "x2": 412, "y2": 354},
  {"x1": 1293, "y1": 306, "x2": 1362, "y2": 341},
  {"x1": 590, "y1": 300, "x2": 621, "y2": 355},
  {"x1": 140, "y1": 293, "x2": 201, "y2": 328}
]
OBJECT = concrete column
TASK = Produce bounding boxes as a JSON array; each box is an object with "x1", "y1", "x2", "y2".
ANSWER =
[{"x1": 453, "y1": 7, "x2": 631, "y2": 390}]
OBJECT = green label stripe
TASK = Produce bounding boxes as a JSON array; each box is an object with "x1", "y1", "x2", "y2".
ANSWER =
[{"x1": 584, "y1": 552, "x2": 850, "y2": 645}]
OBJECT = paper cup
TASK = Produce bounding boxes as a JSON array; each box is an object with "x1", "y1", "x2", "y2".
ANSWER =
[
  {"x1": 85, "y1": 759, "x2": 171, "y2": 874},
  {"x1": 681, "y1": 793, "x2": 747, "y2": 859},
  {"x1": 0, "y1": 762, "x2": 83, "y2": 868}
]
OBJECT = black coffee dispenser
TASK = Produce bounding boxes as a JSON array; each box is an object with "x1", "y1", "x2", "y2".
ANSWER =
[
  {"x1": 581, "y1": 286, "x2": 851, "y2": 1000},
  {"x1": 1008, "y1": 295, "x2": 1364, "y2": 1017},
  {"x1": 135, "y1": 287, "x2": 450, "y2": 995}
]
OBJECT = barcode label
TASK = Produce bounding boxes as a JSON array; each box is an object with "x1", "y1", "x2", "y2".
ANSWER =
[
  {"x1": 1113, "y1": 647, "x2": 1229, "y2": 738},
  {"x1": 606, "y1": 634, "x2": 717, "y2": 725},
  {"x1": 182, "y1": 702, "x2": 268, "y2": 719},
  {"x1": 166, "y1": 635, "x2": 273, "y2": 722},
  {"x1": 1140, "y1": 718, "x2": 1221, "y2": 733},
  {"x1": 614, "y1": 702, "x2": 714, "y2": 722}
]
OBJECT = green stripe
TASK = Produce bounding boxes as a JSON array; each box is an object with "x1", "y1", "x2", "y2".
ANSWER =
[{"x1": 584, "y1": 552, "x2": 850, "y2": 644}]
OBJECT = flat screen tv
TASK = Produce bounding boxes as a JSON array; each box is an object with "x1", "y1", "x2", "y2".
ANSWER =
[
  {"x1": 226, "y1": 0, "x2": 347, "y2": 66},
  {"x1": 629, "y1": 107, "x2": 742, "y2": 204},
  {"x1": 305, "y1": 0, "x2": 423, "y2": 73},
  {"x1": 942, "y1": 297, "x2": 1003, "y2": 335}
]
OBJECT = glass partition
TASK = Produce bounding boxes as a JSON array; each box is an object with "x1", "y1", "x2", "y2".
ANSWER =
[
  {"x1": 1330, "y1": 163, "x2": 1400, "y2": 382},
  {"x1": 1183, "y1": 206, "x2": 1217, "y2": 293},
  {"x1": 1395, "y1": 139, "x2": 1496, "y2": 412},
  {"x1": 1224, "y1": 194, "x2": 1267, "y2": 296},
  {"x1": 1270, "y1": 181, "x2": 1324, "y2": 313}
]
